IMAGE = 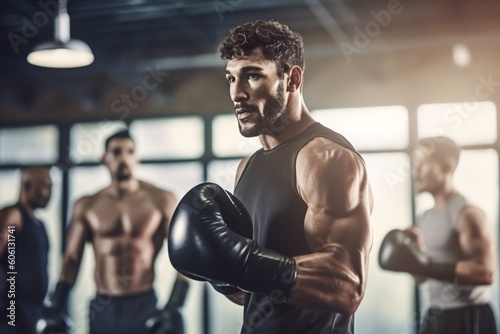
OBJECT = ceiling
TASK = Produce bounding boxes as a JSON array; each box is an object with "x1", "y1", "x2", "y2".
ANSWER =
[{"x1": 1, "y1": 0, "x2": 500, "y2": 123}]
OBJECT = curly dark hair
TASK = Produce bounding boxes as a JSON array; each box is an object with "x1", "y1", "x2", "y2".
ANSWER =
[{"x1": 218, "y1": 20, "x2": 304, "y2": 77}]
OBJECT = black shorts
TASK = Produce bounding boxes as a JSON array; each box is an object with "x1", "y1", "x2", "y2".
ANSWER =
[
  {"x1": 421, "y1": 303, "x2": 497, "y2": 334},
  {"x1": 89, "y1": 289, "x2": 159, "y2": 334}
]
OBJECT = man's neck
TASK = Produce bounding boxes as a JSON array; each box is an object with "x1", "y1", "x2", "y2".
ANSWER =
[
  {"x1": 111, "y1": 178, "x2": 140, "y2": 196},
  {"x1": 431, "y1": 183, "x2": 457, "y2": 211},
  {"x1": 17, "y1": 199, "x2": 34, "y2": 215},
  {"x1": 259, "y1": 101, "x2": 315, "y2": 150}
]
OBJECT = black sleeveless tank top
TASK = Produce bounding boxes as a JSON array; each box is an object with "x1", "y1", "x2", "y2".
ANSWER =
[
  {"x1": 0, "y1": 205, "x2": 49, "y2": 304},
  {"x1": 234, "y1": 122, "x2": 361, "y2": 334}
]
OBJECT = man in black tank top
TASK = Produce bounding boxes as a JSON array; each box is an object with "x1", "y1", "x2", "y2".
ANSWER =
[
  {"x1": 0, "y1": 166, "x2": 52, "y2": 334},
  {"x1": 217, "y1": 21, "x2": 374, "y2": 333}
]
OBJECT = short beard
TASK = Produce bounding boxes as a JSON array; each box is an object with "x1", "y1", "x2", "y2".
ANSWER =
[
  {"x1": 116, "y1": 163, "x2": 133, "y2": 182},
  {"x1": 32, "y1": 197, "x2": 49, "y2": 209},
  {"x1": 239, "y1": 80, "x2": 286, "y2": 138}
]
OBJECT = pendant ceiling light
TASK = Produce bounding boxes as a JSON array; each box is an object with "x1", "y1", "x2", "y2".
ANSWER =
[{"x1": 27, "y1": 0, "x2": 94, "y2": 68}]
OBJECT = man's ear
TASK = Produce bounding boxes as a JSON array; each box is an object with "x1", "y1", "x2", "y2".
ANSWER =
[
  {"x1": 442, "y1": 160, "x2": 455, "y2": 174},
  {"x1": 286, "y1": 66, "x2": 302, "y2": 92}
]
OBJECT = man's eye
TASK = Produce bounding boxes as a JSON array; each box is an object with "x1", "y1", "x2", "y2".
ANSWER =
[
  {"x1": 226, "y1": 76, "x2": 235, "y2": 83},
  {"x1": 248, "y1": 74, "x2": 259, "y2": 80}
]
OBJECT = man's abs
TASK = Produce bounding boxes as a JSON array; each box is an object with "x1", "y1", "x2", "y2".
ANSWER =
[{"x1": 92, "y1": 237, "x2": 157, "y2": 295}]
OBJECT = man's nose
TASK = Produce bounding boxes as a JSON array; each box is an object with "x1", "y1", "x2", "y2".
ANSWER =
[{"x1": 230, "y1": 79, "x2": 249, "y2": 103}]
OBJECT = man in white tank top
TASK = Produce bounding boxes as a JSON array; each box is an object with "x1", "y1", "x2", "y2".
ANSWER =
[{"x1": 406, "y1": 136, "x2": 497, "y2": 334}]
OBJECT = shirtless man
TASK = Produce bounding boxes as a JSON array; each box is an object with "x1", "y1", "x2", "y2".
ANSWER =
[
  {"x1": 38, "y1": 130, "x2": 189, "y2": 334},
  {"x1": 0, "y1": 167, "x2": 52, "y2": 334}
]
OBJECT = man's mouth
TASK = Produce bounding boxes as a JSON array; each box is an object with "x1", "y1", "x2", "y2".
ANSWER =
[
  {"x1": 236, "y1": 109, "x2": 252, "y2": 120},
  {"x1": 118, "y1": 164, "x2": 131, "y2": 173},
  {"x1": 235, "y1": 105, "x2": 255, "y2": 120}
]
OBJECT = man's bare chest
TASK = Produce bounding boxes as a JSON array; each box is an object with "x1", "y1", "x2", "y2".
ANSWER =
[{"x1": 85, "y1": 196, "x2": 163, "y2": 237}]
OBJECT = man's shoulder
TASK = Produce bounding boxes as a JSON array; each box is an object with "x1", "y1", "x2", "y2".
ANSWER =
[
  {"x1": 458, "y1": 205, "x2": 487, "y2": 225},
  {"x1": 298, "y1": 137, "x2": 364, "y2": 171},
  {"x1": 138, "y1": 180, "x2": 173, "y2": 195},
  {"x1": 0, "y1": 204, "x2": 20, "y2": 215},
  {"x1": 138, "y1": 181, "x2": 177, "y2": 204},
  {"x1": 74, "y1": 189, "x2": 108, "y2": 208},
  {"x1": 0, "y1": 205, "x2": 23, "y2": 228}
]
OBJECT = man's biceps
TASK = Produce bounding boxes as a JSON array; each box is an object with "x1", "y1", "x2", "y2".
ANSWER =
[
  {"x1": 460, "y1": 222, "x2": 490, "y2": 245},
  {"x1": 68, "y1": 220, "x2": 90, "y2": 240},
  {"x1": 460, "y1": 235, "x2": 491, "y2": 257},
  {"x1": 329, "y1": 217, "x2": 370, "y2": 245}
]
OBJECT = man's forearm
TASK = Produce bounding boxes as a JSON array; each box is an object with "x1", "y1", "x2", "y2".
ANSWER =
[
  {"x1": 287, "y1": 251, "x2": 364, "y2": 315},
  {"x1": 59, "y1": 258, "x2": 81, "y2": 285},
  {"x1": 456, "y1": 259, "x2": 494, "y2": 285}
]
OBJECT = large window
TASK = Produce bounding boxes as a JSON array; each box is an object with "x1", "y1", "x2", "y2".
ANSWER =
[
  {"x1": 313, "y1": 106, "x2": 409, "y2": 150},
  {"x1": 417, "y1": 101, "x2": 497, "y2": 145},
  {"x1": 0, "y1": 125, "x2": 59, "y2": 164},
  {"x1": 130, "y1": 117, "x2": 205, "y2": 159}
]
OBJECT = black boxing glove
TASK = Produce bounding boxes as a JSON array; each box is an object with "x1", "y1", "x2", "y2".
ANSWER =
[
  {"x1": 209, "y1": 281, "x2": 241, "y2": 295},
  {"x1": 145, "y1": 279, "x2": 189, "y2": 334},
  {"x1": 36, "y1": 282, "x2": 72, "y2": 334},
  {"x1": 168, "y1": 182, "x2": 297, "y2": 298},
  {"x1": 378, "y1": 229, "x2": 456, "y2": 280}
]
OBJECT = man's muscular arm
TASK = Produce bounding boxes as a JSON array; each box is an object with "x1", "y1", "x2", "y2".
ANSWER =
[
  {"x1": 59, "y1": 197, "x2": 91, "y2": 284},
  {"x1": 455, "y1": 206, "x2": 495, "y2": 285},
  {"x1": 40, "y1": 198, "x2": 90, "y2": 333},
  {"x1": 288, "y1": 139, "x2": 373, "y2": 315},
  {"x1": 0, "y1": 207, "x2": 22, "y2": 258}
]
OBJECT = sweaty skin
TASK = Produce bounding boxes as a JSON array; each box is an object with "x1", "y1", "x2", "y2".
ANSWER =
[
  {"x1": 233, "y1": 139, "x2": 373, "y2": 314},
  {"x1": 59, "y1": 139, "x2": 180, "y2": 295},
  {"x1": 61, "y1": 182, "x2": 176, "y2": 294},
  {"x1": 226, "y1": 47, "x2": 374, "y2": 314}
]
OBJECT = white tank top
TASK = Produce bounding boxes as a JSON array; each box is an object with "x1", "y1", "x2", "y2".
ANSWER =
[{"x1": 418, "y1": 193, "x2": 491, "y2": 309}]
